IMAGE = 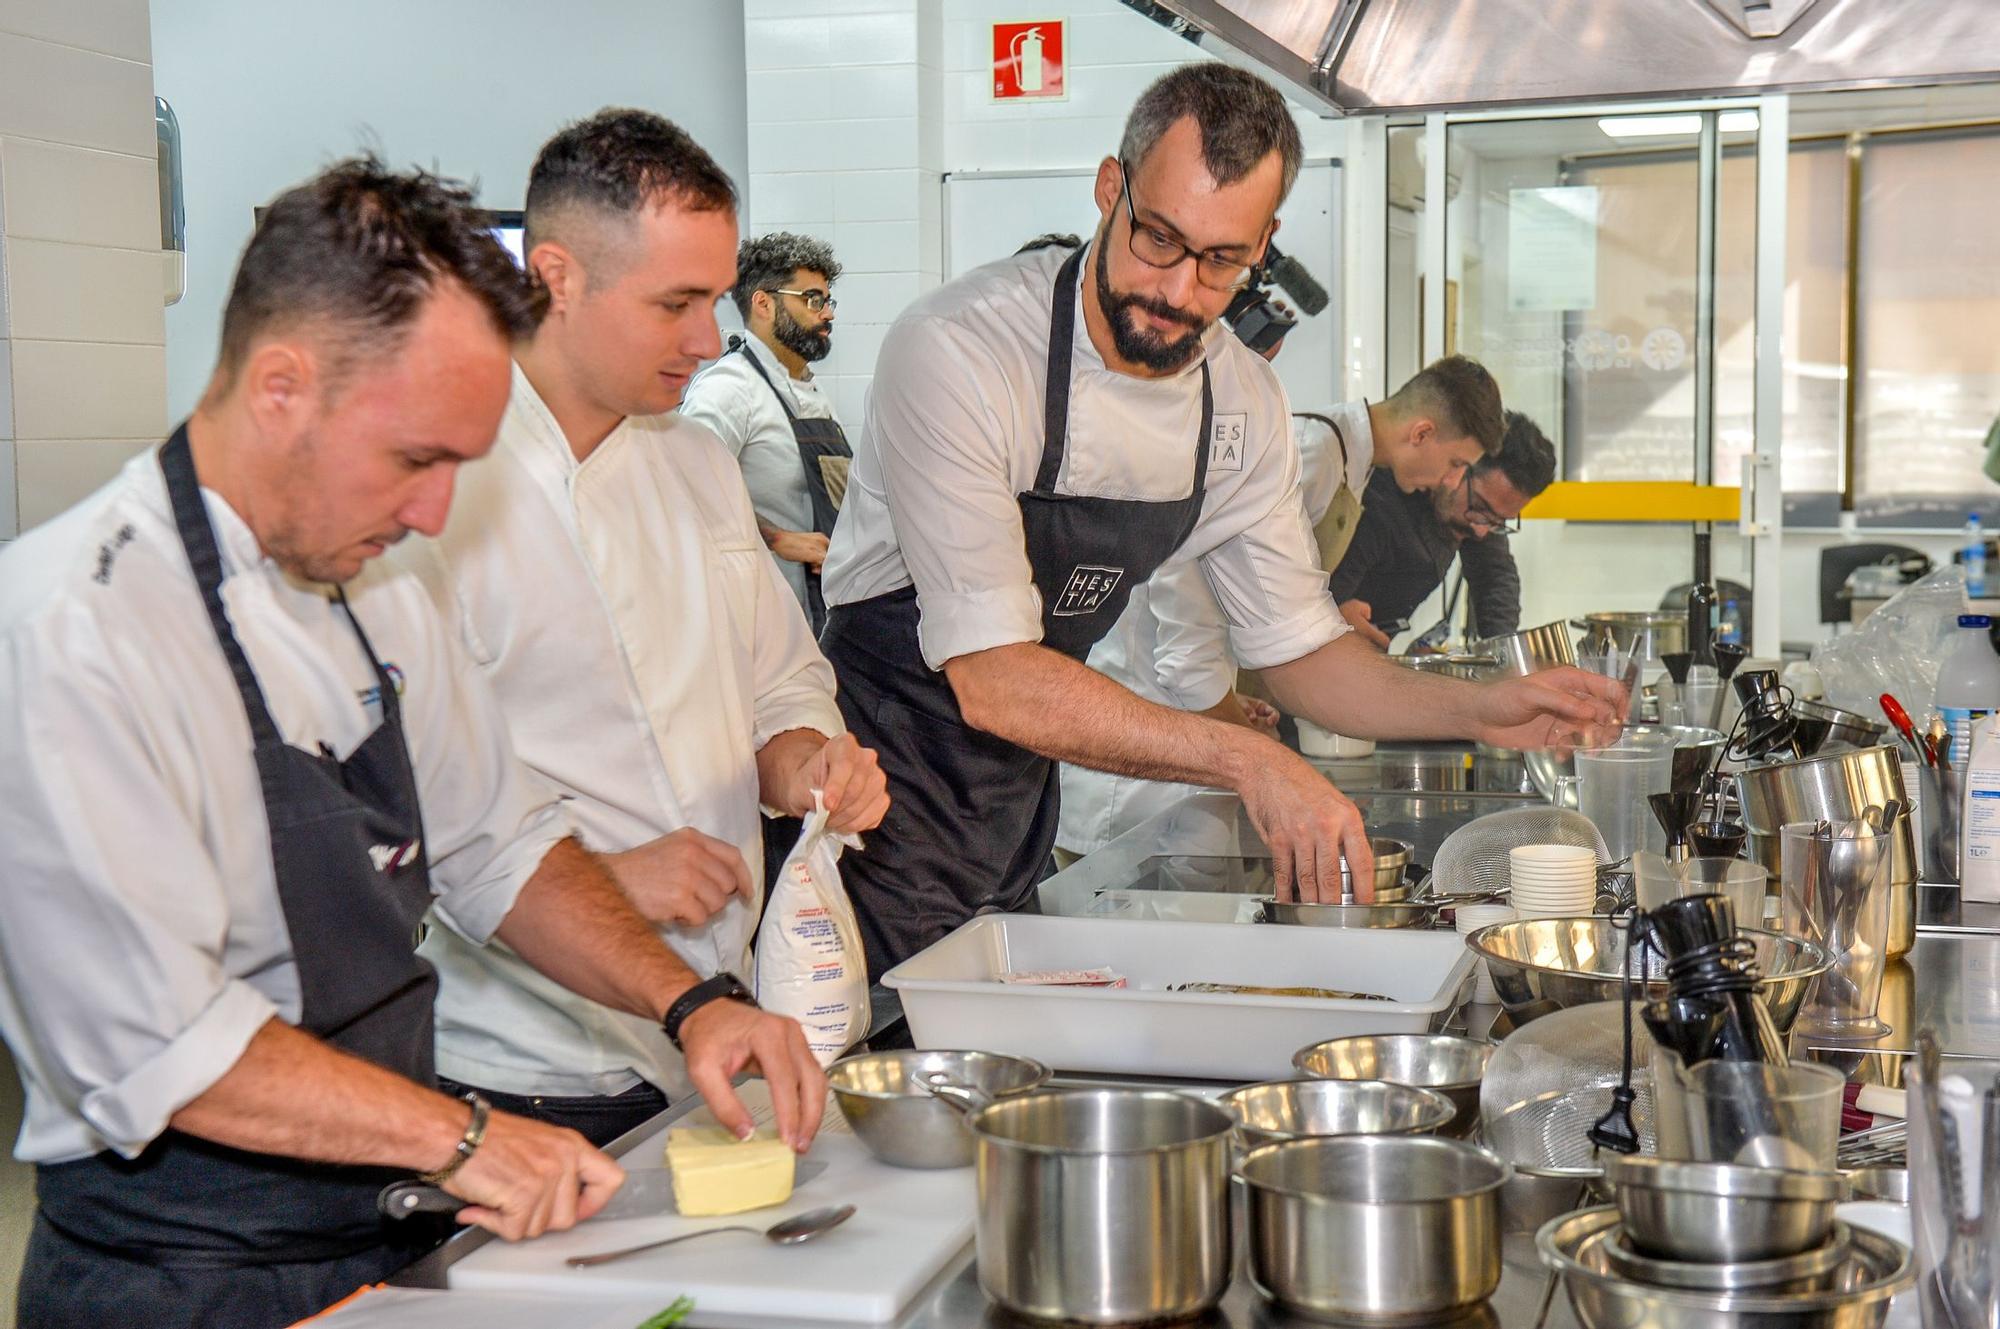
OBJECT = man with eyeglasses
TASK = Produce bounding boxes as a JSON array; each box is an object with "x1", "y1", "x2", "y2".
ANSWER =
[
  {"x1": 819, "y1": 65, "x2": 1622, "y2": 981},
  {"x1": 1332, "y1": 411, "x2": 1558, "y2": 644},
  {"x1": 681, "y1": 232, "x2": 850, "y2": 630}
]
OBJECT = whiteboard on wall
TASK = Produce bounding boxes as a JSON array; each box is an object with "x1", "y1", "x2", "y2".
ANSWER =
[{"x1": 942, "y1": 161, "x2": 1343, "y2": 413}]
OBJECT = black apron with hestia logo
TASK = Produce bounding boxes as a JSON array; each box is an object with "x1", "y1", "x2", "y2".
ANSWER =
[
  {"x1": 819, "y1": 246, "x2": 1212, "y2": 980},
  {"x1": 733, "y1": 339, "x2": 852, "y2": 634},
  {"x1": 18, "y1": 426, "x2": 444, "y2": 1329}
]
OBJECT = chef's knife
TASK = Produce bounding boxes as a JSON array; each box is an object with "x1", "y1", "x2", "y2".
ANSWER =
[{"x1": 378, "y1": 1160, "x2": 826, "y2": 1223}]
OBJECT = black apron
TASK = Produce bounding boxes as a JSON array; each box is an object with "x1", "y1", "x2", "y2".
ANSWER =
[
  {"x1": 733, "y1": 339, "x2": 852, "y2": 634},
  {"x1": 820, "y1": 247, "x2": 1211, "y2": 980},
  {"x1": 19, "y1": 427, "x2": 443, "y2": 1329}
]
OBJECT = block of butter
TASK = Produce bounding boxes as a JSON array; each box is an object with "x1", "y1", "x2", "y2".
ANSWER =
[{"x1": 664, "y1": 1125, "x2": 796, "y2": 1216}]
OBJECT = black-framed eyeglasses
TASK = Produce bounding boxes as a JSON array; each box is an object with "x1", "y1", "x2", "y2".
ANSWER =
[
  {"x1": 1461, "y1": 469, "x2": 1523, "y2": 534},
  {"x1": 771, "y1": 287, "x2": 836, "y2": 312},
  {"x1": 1117, "y1": 158, "x2": 1261, "y2": 292}
]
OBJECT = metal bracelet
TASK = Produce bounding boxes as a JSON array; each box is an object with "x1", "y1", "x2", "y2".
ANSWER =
[{"x1": 418, "y1": 1092, "x2": 490, "y2": 1185}]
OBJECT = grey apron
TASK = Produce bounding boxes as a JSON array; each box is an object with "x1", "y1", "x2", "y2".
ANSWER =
[{"x1": 732, "y1": 339, "x2": 852, "y2": 635}]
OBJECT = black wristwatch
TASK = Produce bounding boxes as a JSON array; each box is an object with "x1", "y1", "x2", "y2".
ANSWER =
[{"x1": 663, "y1": 972, "x2": 757, "y2": 1050}]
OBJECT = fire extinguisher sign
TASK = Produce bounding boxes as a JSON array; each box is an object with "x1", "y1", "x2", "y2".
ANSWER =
[{"x1": 992, "y1": 20, "x2": 1067, "y2": 102}]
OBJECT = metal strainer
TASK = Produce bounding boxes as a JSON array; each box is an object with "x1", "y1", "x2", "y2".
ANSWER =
[
  {"x1": 1479, "y1": 1004, "x2": 1658, "y2": 1177},
  {"x1": 1429, "y1": 805, "x2": 1610, "y2": 898}
]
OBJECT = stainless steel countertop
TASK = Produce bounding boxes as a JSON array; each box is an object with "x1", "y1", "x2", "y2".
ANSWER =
[{"x1": 395, "y1": 771, "x2": 1972, "y2": 1326}]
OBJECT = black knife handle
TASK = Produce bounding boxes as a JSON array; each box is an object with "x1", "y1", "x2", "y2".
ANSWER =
[{"x1": 378, "y1": 1179, "x2": 467, "y2": 1220}]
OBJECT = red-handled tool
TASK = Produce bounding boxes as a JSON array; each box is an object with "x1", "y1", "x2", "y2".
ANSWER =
[{"x1": 1880, "y1": 693, "x2": 1931, "y2": 767}]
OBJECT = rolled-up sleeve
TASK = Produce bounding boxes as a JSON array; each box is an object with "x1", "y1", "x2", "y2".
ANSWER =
[
  {"x1": 678, "y1": 370, "x2": 755, "y2": 458},
  {"x1": 870, "y1": 315, "x2": 1046, "y2": 669},
  {"x1": 0, "y1": 613, "x2": 279, "y2": 1159},
  {"x1": 1144, "y1": 559, "x2": 1238, "y2": 711},
  {"x1": 397, "y1": 599, "x2": 570, "y2": 944},
  {"x1": 1197, "y1": 413, "x2": 1348, "y2": 670}
]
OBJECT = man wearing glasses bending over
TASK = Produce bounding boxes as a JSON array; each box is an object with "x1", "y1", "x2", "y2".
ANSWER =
[
  {"x1": 818, "y1": 65, "x2": 1623, "y2": 980},
  {"x1": 1333, "y1": 411, "x2": 1558, "y2": 645}
]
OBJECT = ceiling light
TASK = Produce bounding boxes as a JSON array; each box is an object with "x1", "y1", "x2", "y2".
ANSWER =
[{"x1": 1598, "y1": 111, "x2": 1761, "y2": 140}]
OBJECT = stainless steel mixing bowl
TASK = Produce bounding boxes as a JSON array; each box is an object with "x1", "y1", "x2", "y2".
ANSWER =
[
  {"x1": 828, "y1": 1049, "x2": 1049, "y2": 1169},
  {"x1": 1537, "y1": 1205, "x2": 1911, "y2": 1329},
  {"x1": 1464, "y1": 917, "x2": 1831, "y2": 1031},
  {"x1": 1292, "y1": 1033, "x2": 1492, "y2": 1141},
  {"x1": 1597, "y1": 1217, "x2": 1853, "y2": 1294},
  {"x1": 1604, "y1": 1155, "x2": 1845, "y2": 1263},
  {"x1": 1219, "y1": 1078, "x2": 1456, "y2": 1150}
]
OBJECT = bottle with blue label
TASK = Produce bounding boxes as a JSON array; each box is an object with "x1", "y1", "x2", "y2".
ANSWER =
[
  {"x1": 1937, "y1": 613, "x2": 2000, "y2": 769},
  {"x1": 1967, "y1": 514, "x2": 1989, "y2": 598}
]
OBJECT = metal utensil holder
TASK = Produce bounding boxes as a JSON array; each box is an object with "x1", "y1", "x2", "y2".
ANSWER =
[{"x1": 1918, "y1": 763, "x2": 1963, "y2": 885}]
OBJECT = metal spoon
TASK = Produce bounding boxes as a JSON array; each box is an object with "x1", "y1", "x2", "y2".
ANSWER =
[{"x1": 566, "y1": 1204, "x2": 856, "y2": 1268}]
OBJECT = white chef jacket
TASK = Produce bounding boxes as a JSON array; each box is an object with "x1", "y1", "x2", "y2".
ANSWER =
[
  {"x1": 1057, "y1": 409, "x2": 1361, "y2": 855},
  {"x1": 679, "y1": 334, "x2": 843, "y2": 612},
  {"x1": 0, "y1": 448, "x2": 568, "y2": 1164},
  {"x1": 399, "y1": 365, "x2": 846, "y2": 1101},
  {"x1": 821, "y1": 242, "x2": 1344, "y2": 674}
]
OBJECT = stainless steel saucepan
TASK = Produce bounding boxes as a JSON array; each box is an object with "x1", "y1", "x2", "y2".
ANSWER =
[{"x1": 947, "y1": 1088, "x2": 1235, "y2": 1325}]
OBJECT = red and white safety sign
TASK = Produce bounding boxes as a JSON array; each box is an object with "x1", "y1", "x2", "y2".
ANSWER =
[{"x1": 992, "y1": 20, "x2": 1067, "y2": 102}]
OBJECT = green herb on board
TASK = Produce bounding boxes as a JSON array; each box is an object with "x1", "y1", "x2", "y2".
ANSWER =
[{"x1": 633, "y1": 1294, "x2": 695, "y2": 1329}]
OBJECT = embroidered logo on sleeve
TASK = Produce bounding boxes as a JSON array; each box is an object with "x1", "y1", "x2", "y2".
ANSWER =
[
  {"x1": 1209, "y1": 414, "x2": 1248, "y2": 472},
  {"x1": 1053, "y1": 565, "x2": 1124, "y2": 616},
  {"x1": 91, "y1": 524, "x2": 139, "y2": 585}
]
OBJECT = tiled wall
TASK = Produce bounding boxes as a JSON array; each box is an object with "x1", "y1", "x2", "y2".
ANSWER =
[
  {"x1": 740, "y1": 0, "x2": 1345, "y2": 420},
  {"x1": 0, "y1": 0, "x2": 166, "y2": 538},
  {"x1": 153, "y1": 0, "x2": 750, "y2": 423},
  {"x1": 742, "y1": 0, "x2": 944, "y2": 428}
]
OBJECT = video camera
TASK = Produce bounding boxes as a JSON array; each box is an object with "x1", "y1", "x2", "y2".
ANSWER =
[{"x1": 1223, "y1": 241, "x2": 1328, "y2": 356}]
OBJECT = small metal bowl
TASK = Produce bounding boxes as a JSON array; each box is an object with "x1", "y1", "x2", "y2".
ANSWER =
[
  {"x1": 1292, "y1": 1034, "x2": 1493, "y2": 1141},
  {"x1": 1342, "y1": 837, "x2": 1413, "y2": 899},
  {"x1": 1605, "y1": 1155, "x2": 1845, "y2": 1263},
  {"x1": 828, "y1": 1049, "x2": 1049, "y2": 1169},
  {"x1": 1219, "y1": 1078, "x2": 1457, "y2": 1151},
  {"x1": 1464, "y1": 917, "x2": 1830, "y2": 1031},
  {"x1": 1538, "y1": 1206, "x2": 1912, "y2": 1329},
  {"x1": 1845, "y1": 1166, "x2": 1910, "y2": 1203},
  {"x1": 1597, "y1": 1217, "x2": 1853, "y2": 1294}
]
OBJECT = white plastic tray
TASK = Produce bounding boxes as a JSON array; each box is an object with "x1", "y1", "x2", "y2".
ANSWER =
[{"x1": 882, "y1": 914, "x2": 1475, "y2": 1081}]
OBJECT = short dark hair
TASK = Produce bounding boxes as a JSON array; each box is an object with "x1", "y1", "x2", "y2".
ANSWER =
[
  {"x1": 1119, "y1": 64, "x2": 1303, "y2": 204},
  {"x1": 523, "y1": 107, "x2": 738, "y2": 256},
  {"x1": 1482, "y1": 410, "x2": 1557, "y2": 498},
  {"x1": 732, "y1": 231, "x2": 841, "y2": 320},
  {"x1": 215, "y1": 155, "x2": 534, "y2": 395},
  {"x1": 1386, "y1": 355, "x2": 1506, "y2": 456},
  {"x1": 1015, "y1": 232, "x2": 1083, "y2": 255}
]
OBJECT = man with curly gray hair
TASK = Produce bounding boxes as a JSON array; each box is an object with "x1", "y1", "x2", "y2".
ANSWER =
[{"x1": 681, "y1": 231, "x2": 851, "y2": 627}]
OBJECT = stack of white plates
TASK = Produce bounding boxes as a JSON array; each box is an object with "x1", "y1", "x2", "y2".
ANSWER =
[
  {"x1": 1507, "y1": 844, "x2": 1597, "y2": 918},
  {"x1": 1455, "y1": 902, "x2": 1517, "y2": 1003}
]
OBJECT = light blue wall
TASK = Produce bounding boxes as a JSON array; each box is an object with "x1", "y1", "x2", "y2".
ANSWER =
[{"x1": 152, "y1": 0, "x2": 748, "y2": 420}]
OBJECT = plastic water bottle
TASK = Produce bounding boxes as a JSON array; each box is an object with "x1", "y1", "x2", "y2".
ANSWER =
[
  {"x1": 1936, "y1": 614, "x2": 2000, "y2": 769},
  {"x1": 1967, "y1": 514, "x2": 1988, "y2": 598}
]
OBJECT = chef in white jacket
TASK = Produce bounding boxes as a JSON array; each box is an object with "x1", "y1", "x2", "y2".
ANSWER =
[
  {"x1": 398, "y1": 109, "x2": 889, "y2": 1146},
  {"x1": 1055, "y1": 357, "x2": 1500, "y2": 858}
]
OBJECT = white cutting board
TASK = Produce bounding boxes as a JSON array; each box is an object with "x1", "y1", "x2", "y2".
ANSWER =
[{"x1": 447, "y1": 1082, "x2": 975, "y2": 1323}]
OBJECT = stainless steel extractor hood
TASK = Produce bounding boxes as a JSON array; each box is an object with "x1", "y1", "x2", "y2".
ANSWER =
[{"x1": 1125, "y1": 0, "x2": 2000, "y2": 115}]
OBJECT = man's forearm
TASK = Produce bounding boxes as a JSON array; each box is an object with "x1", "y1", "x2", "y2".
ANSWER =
[
  {"x1": 755, "y1": 727, "x2": 826, "y2": 812},
  {"x1": 1263, "y1": 634, "x2": 1485, "y2": 741},
  {"x1": 170, "y1": 1017, "x2": 465, "y2": 1171},
  {"x1": 495, "y1": 836, "x2": 700, "y2": 1024},
  {"x1": 944, "y1": 643, "x2": 1265, "y2": 789}
]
